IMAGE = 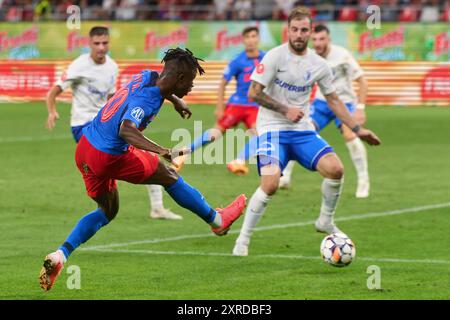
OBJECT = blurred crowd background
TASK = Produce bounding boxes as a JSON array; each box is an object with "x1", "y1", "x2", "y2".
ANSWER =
[{"x1": 1, "y1": 0, "x2": 449, "y2": 22}]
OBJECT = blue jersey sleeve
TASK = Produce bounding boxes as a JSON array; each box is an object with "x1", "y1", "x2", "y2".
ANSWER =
[
  {"x1": 122, "y1": 97, "x2": 154, "y2": 128},
  {"x1": 223, "y1": 58, "x2": 240, "y2": 82}
]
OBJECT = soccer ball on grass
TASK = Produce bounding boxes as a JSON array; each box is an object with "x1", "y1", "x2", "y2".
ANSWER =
[{"x1": 320, "y1": 233, "x2": 356, "y2": 267}]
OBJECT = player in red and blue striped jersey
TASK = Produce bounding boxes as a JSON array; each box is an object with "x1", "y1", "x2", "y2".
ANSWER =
[
  {"x1": 172, "y1": 27, "x2": 265, "y2": 175},
  {"x1": 39, "y1": 48, "x2": 246, "y2": 291}
]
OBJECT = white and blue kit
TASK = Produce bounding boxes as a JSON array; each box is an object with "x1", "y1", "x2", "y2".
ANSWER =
[
  {"x1": 56, "y1": 53, "x2": 118, "y2": 142},
  {"x1": 311, "y1": 44, "x2": 364, "y2": 131},
  {"x1": 250, "y1": 44, "x2": 336, "y2": 172}
]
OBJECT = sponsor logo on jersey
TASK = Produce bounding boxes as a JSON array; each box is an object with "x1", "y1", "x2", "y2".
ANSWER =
[
  {"x1": 274, "y1": 78, "x2": 313, "y2": 92},
  {"x1": 131, "y1": 107, "x2": 145, "y2": 122}
]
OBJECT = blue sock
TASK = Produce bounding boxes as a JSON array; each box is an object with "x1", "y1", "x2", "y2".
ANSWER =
[
  {"x1": 165, "y1": 176, "x2": 217, "y2": 223},
  {"x1": 190, "y1": 130, "x2": 213, "y2": 152},
  {"x1": 237, "y1": 135, "x2": 259, "y2": 161},
  {"x1": 59, "y1": 208, "x2": 110, "y2": 260}
]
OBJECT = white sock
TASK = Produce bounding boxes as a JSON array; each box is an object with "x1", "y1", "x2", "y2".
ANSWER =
[
  {"x1": 281, "y1": 160, "x2": 295, "y2": 182},
  {"x1": 147, "y1": 185, "x2": 163, "y2": 211},
  {"x1": 236, "y1": 187, "x2": 271, "y2": 246},
  {"x1": 346, "y1": 138, "x2": 369, "y2": 182},
  {"x1": 210, "y1": 212, "x2": 222, "y2": 228},
  {"x1": 56, "y1": 249, "x2": 67, "y2": 263},
  {"x1": 319, "y1": 178, "x2": 343, "y2": 225}
]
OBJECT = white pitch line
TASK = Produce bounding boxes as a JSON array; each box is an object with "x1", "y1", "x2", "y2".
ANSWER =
[
  {"x1": 84, "y1": 248, "x2": 450, "y2": 265},
  {"x1": 81, "y1": 202, "x2": 450, "y2": 251},
  {"x1": 0, "y1": 134, "x2": 72, "y2": 143}
]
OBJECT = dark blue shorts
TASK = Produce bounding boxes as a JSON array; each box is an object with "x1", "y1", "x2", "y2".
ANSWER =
[
  {"x1": 311, "y1": 99, "x2": 355, "y2": 131},
  {"x1": 71, "y1": 122, "x2": 91, "y2": 143},
  {"x1": 255, "y1": 131, "x2": 334, "y2": 175}
]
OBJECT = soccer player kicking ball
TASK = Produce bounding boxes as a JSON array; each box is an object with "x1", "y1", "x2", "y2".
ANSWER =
[
  {"x1": 172, "y1": 26, "x2": 265, "y2": 175},
  {"x1": 280, "y1": 24, "x2": 372, "y2": 198},
  {"x1": 39, "y1": 48, "x2": 246, "y2": 291},
  {"x1": 232, "y1": 7, "x2": 381, "y2": 257},
  {"x1": 46, "y1": 26, "x2": 183, "y2": 220}
]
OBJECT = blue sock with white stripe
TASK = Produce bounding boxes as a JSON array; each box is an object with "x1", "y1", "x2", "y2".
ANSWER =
[
  {"x1": 59, "y1": 208, "x2": 110, "y2": 260},
  {"x1": 165, "y1": 176, "x2": 219, "y2": 226}
]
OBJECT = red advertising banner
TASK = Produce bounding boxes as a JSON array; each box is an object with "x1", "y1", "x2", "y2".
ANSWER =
[
  {"x1": 421, "y1": 66, "x2": 450, "y2": 101},
  {"x1": 0, "y1": 60, "x2": 448, "y2": 107},
  {"x1": 0, "y1": 62, "x2": 55, "y2": 98}
]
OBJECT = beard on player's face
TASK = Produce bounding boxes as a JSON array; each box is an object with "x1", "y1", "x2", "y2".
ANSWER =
[{"x1": 289, "y1": 38, "x2": 308, "y2": 53}]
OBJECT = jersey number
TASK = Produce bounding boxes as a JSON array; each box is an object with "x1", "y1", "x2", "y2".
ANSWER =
[{"x1": 101, "y1": 87, "x2": 129, "y2": 122}]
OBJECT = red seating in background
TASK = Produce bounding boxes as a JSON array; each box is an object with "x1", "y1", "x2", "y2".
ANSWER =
[
  {"x1": 338, "y1": 7, "x2": 358, "y2": 21},
  {"x1": 398, "y1": 6, "x2": 418, "y2": 22}
]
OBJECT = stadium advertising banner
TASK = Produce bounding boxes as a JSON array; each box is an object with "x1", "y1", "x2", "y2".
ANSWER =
[
  {"x1": 0, "y1": 21, "x2": 448, "y2": 61},
  {"x1": 0, "y1": 60, "x2": 448, "y2": 106},
  {"x1": 0, "y1": 21, "x2": 448, "y2": 106}
]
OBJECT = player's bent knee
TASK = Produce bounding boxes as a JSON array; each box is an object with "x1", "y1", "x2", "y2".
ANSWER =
[
  {"x1": 260, "y1": 170, "x2": 280, "y2": 195},
  {"x1": 165, "y1": 166, "x2": 179, "y2": 183},
  {"x1": 104, "y1": 199, "x2": 119, "y2": 221},
  {"x1": 103, "y1": 207, "x2": 118, "y2": 221},
  {"x1": 95, "y1": 190, "x2": 119, "y2": 221},
  {"x1": 341, "y1": 125, "x2": 357, "y2": 142},
  {"x1": 330, "y1": 164, "x2": 344, "y2": 179},
  {"x1": 317, "y1": 154, "x2": 344, "y2": 179}
]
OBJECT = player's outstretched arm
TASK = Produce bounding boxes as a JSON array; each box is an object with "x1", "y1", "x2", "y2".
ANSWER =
[
  {"x1": 325, "y1": 92, "x2": 381, "y2": 146},
  {"x1": 167, "y1": 94, "x2": 192, "y2": 119},
  {"x1": 119, "y1": 120, "x2": 190, "y2": 164},
  {"x1": 45, "y1": 85, "x2": 63, "y2": 130},
  {"x1": 248, "y1": 81, "x2": 304, "y2": 122},
  {"x1": 215, "y1": 78, "x2": 228, "y2": 120}
]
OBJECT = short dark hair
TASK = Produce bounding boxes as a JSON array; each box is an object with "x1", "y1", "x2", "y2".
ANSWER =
[
  {"x1": 242, "y1": 26, "x2": 259, "y2": 36},
  {"x1": 288, "y1": 6, "x2": 312, "y2": 25},
  {"x1": 162, "y1": 47, "x2": 205, "y2": 76},
  {"x1": 89, "y1": 26, "x2": 109, "y2": 38},
  {"x1": 314, "y1": 24, "x2": 330, "y2": 34}
]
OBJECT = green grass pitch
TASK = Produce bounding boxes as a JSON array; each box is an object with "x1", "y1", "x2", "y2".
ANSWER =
[{"x1": 0, "y1": 102, "x2": 449, "y2": 299}]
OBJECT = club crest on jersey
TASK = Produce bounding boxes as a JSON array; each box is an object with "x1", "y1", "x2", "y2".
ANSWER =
[
  {"x1": 304, "y1": 70, "x2": 312, "y2": 82},
  {"x1": 131, "y1": 107, "x2": 145, "y2": 122},
  {"x1": 256, "y1": 63, "x2": 264, "y2": 74}
]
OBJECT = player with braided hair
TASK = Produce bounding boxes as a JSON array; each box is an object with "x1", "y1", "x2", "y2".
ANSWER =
[{"x1": 39, "y1": 48, "x2": 246, "y2": 291}]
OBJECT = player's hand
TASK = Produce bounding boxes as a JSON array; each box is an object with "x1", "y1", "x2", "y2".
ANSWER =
[
  {"x1": 162, "y1": 147, "x2": 191, "y2": 166},
  {"x1": 285, "y1": 108, "x2": 304, "y2": 123},
  {"x1": 357, "y1": 128, "x2": 381, "y2": 146},
  {"x1": 354, "y1": 109, "x2": 366, "y2": 125},
  {"x1": 173, "y1": 99, "x2": 192, "y2": 119},
  {"x1": 46, "y1": 111, "x2": 60, "y2": 130}
]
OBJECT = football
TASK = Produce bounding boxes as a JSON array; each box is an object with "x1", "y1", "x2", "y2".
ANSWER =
[{"x1": 320, "y1": 233, "x2": 356, "y2": 267}]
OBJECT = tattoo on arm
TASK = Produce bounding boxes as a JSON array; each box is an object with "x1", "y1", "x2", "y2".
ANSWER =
[{"x1": 250, "y1": 82, "x2": 288, "y2": 115}]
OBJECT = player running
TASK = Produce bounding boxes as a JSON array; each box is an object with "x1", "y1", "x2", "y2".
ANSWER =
[
  {"x1": 279, "y1": 24, "x2": 371, "y2": 198},
  {"x1": 172, "y1": 26, "x2": 264, "y2": 175},
  {"x1": 45, "y1": 26, "x2": 182, "y2": 220},
  {"x1": 232, "y1": 7, "x2": 381, "y2": 257},
  {"x1": 39, "y1": 48, "x2": 246, "y2": 291}
]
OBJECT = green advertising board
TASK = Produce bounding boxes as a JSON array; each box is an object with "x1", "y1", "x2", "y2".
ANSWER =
[{"x1": 0, "y1": 21, "x2": 448, "y2": 61}]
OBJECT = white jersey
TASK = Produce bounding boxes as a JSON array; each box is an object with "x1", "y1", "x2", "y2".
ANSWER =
[
  {"x1": 314, "y1": 44, "x2": 363, "y2": 104},
  {"x1": 56, "y1": 53, "x2": 118, "y2": 127},
  {"x1": 250, "y1": 44, "x2": 335, "y2": 135}
]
